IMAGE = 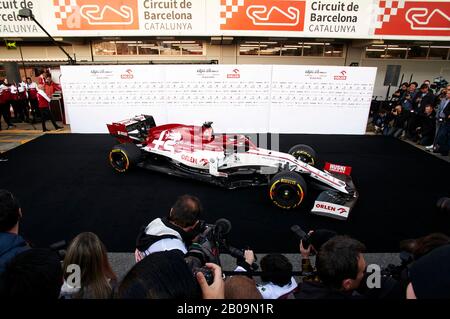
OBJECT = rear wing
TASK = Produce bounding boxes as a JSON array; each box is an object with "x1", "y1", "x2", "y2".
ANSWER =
[{"x1": 107, "y1": 115, "x2": 155, "y2": 143}]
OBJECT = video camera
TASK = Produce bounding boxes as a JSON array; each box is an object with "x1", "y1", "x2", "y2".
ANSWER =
[
  {"x1": 185, "y1": 218, "x2": 257, "y2": 284},
  {"x1": 431, "y1": 76, "x2": 448, "y2": 91}
]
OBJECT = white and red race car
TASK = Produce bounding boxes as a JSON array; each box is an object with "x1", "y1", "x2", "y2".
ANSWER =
[{"x1": 107, "y1": 115, "x2": 358, "y2": 220}]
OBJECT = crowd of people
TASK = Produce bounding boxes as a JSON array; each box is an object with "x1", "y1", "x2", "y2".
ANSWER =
[
  {"x1": 372, "y1": 80, "x2": 450, "y2": 156},
  {"x1": 0, "y1": 70, "x2": 62, "y2": 132},
  {"x1": 1, "y1": 191, "x2": 449, "y2": 299}
]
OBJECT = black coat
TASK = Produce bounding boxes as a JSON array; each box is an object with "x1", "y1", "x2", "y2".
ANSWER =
[
  {"x1": 418, "y1": 112, "x2": 436, "y2": 136},
  {"x1": 388, "y1": 110, "x2": 409, "y2": 129},
  {"x1": 414, "y1": 92, "x2": 435, "y2": 113},
  {"x1": 295, "y1": 281, "x2": 363, "y2": 300}
]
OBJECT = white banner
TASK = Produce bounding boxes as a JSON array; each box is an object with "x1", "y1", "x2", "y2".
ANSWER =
[
  {"x1": 60, "y1": 64, "x2": 376, "y2": 134},
  {"x1": 1, "y1": 0, "x2": 449, "y2": 40}
]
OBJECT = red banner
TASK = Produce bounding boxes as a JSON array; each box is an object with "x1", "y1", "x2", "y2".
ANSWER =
[{"x1": 374, "y1": 0, "x2": 450, "y2": 36}]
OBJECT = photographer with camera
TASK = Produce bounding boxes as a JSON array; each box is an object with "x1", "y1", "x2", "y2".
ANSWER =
[
  {"x1": 296, "y1": 236, "x2": 367, "y2": 299},
  {"x1": 291, "y1": 225, "x2": 337, "y2": 282},
  {"x1": 384, "y1": 104, "x2": 409, "y2": 138},
  {"x1": 0, "y1": 189, "x2": 30, "y2": 274},
  {"x1": 135, "y1": 195, "x2": 203, "y2": 261},
  {"x1": 400, "y1": 82, "x2": 418, "y2": 112},
  {"x1": 406, "y1": 244, "x2": 450, "y2": 299},
  {"x1": 432, "y1": 85, "x2": 450, "y2": 155}
]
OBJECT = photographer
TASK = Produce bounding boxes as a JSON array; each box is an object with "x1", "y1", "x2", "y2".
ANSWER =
[
  {"x1": 384, "y1": 105, "x2": 408, "y2": 138},
  {"x1": 118, "y1": 250, "x2": 225, "y2": 299},
  {"x1": 432, "y1": 85, "x2": 450, "y2": 155},
  {"x1": 296, "y1": 236, "x2": 366, "y2": 299},
  {"x1": 400, "y1": 82, "x2": 418, "y2": 112},
  {"x1": 413, "y1": 105, "x2": 436, "y2": 145},
  {"x1": 391, "y1": 82, "x2": 408, "y2": 102},
  {"x1": 0, "y1": 189, "x2": 30, "y2": 273},
  {"x1": 298, "y1": 229, "x2": 337, "y2": 282},
  {"x1": 406, "y1": 244, "x2": 450, "y2": 299},
  {"x1": 406, "y1": 83, "x2": 435, "y2": 139},
  {"x1": 135, "y1": 195, "x2": 203, "y2": 261}
]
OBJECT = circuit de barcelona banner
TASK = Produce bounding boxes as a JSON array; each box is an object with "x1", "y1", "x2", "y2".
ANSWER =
[{"x1": 0, "y1": 0, "x2": 449, "y2": 40}]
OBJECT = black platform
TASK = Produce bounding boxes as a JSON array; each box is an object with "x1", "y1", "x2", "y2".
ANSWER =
[{"x1": 0, "y1": 134, "x2": 448, "y2": 253}]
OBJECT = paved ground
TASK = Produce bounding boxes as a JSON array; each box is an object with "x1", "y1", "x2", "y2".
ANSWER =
[
  {"x1": 107, "y1": 252, "x2": 401, "y2": 281},
  {"x1": 0, "y1": 121, "x2": 68, "y2": 153}
]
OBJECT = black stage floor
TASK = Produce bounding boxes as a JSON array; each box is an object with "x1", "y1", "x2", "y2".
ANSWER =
[{"x1": 1, "y1": 134, "x2": 449, "y2": 253}]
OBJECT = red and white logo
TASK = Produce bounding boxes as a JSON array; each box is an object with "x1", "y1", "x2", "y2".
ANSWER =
[
  {"x1": 227, "y1": 68, "x2": 240, "y2": 78},
  {"x1": 324, "y1": 162, "x2": 352, "y2": 176},
  {"x1": 373, "y1": 0, "x2": 450, "y2": 36},
  {"x1": 312, "y1": 200, "x2": 349, "y2": 218},
  {"x1": 333, "y1": 70, "x2": 347, "y2": 81},
  {"x1": 220, "y1": 0, "x2": 306, "y2": 31},
  {"x1": 121, "y1": 69, "x2": 134, "y2": 79},
  {"x1": 54, "y1": 0, "x2": 139, "y2": 31}
]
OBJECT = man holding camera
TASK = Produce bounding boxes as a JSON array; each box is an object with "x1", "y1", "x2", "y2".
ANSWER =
[
  {"x1": 134, "y1": 194, "x2": 203, "y2": 261},
  {"x1": 296, "y1": 236, "x2": 367, "y2": 299},
  {"x1": 431, "y1": 85, "x2": 450, "y2": 155}
]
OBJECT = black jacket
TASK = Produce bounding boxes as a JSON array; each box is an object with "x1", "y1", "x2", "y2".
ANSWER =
[
  {"x1": 418, "y1": 112, "x2": 436, "y2": 136},
  {"x1": 414, "y1": 92, "x2": 435, "y2": 113},
  {"x1": 388, "y1": 110, "x2": 409, "y2": 129},
  {"x1": 295, "y1": 281, "x2": 363, "y2": 299}
]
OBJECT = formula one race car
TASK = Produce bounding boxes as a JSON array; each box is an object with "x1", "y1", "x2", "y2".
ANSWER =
[{"x1": 107, "y1": 115, "x2": 358, "y2": 220}]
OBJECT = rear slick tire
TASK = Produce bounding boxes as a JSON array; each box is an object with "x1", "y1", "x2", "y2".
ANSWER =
[{"x1": 109, "y1": 143, "x2": 141, "y2": 173}]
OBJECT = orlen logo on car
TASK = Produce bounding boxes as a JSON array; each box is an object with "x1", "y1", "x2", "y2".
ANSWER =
[
  {"x1": 121, "y1": 69, "x2": 134, "y2": 79},
  {"x1": 315, "y1": 203, "x2": 347, "y2": 214},
  {"x1": 181, "y1": 154, "x2": 197, "y2": 164},
  {"x1": 227, "y1": 69, "x2": 240, "y2": 79},
  {"x1": 334, "y1": 70, "x2": 347, "y2": 80}
]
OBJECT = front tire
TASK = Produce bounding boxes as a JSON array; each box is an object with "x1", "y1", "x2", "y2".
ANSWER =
[
  {"x1": 109, "y1": 143, "x2": 142, "y2": 173},
  {"x1": 288, "y1": 144, "x2": 318, "y2": 166},
  {"x1": 269, "y1": 171, "x2": 307, "y2": 209}
]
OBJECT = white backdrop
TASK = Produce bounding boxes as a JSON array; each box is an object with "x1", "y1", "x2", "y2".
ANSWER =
[{"x1": 60, "y1": 64, "x2": 376, "y2": 134}]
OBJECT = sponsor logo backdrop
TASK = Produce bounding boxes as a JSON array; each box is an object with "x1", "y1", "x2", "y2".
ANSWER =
[{"x1": 60, "y1": 64, "x2": 376, "y2": 134}]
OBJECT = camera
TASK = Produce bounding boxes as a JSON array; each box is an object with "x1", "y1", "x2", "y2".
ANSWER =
[
  {"x1": 291, "y1": 225, "x2": 311, "y2": 249},
  {"x1": 184, "y1": 218, "x2": 232, "y2": 285},
  {"x1": 185, "y1": 218, "x2": 257, "y2": 284},
  {"x1": 381, "y1": 250, "x2": 414, "y2": 281}
]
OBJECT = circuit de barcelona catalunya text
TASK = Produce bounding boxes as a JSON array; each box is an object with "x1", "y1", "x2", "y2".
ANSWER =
[{"x1": 107, "y1": 115, "x2": 358, "y2": 220}]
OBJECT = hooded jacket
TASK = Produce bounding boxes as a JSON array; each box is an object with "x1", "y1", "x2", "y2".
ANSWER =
[
  {"x1": 0, "y1": 232, "x2": 29, "y2": 273},
  {"x1": 135, "y1": 217, "x2": 193, "y2": 257}
]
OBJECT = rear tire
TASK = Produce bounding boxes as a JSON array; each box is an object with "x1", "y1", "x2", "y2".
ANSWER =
[
  {"x1": 288, "y1": 144, "x2": 318, "y2": 166},
  {"x1": 109, "y1": 143, "x2": 142, "y2": 173},
  {"x1": 269, "y1": 171, "x2": 307, "y2": 209}
]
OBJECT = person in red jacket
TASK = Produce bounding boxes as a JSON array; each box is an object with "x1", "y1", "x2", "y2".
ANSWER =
[
  {"x1": 26, "y1": 77, "x2": 39, "y2": 123},
  {"x1": 0, "y1": 79, "x2": 14, "y2": 130},
  {"x1": 37, "y1": 84, "x2": 62, "y2": 132}
]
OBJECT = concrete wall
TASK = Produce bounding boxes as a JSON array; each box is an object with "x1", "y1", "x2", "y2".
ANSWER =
[{"x1": 361, "y1": 59, "x2": 450, "y2": 98}]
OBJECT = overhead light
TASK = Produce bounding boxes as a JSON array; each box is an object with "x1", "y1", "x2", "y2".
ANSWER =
[
  {"x1": 222, "y1": 36, "x2": 233, "y2": 44},
  {"x1": 210, "y1": 36, "x2": 222, "y2": 45}
]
